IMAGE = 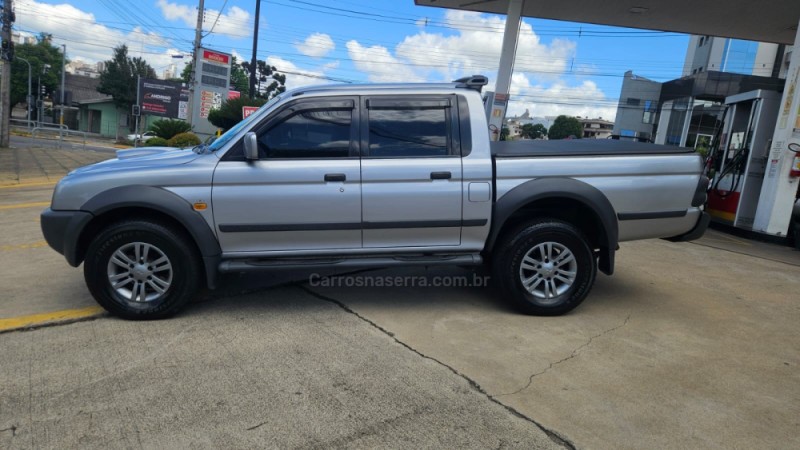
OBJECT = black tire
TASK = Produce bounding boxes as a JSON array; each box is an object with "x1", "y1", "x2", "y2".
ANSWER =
[
  {"x1": 492, "y1": 218, "x2": 597, "y2": 316},
  {"x1": 84, "y1": 220, "x2": 201, "y2": 320}
]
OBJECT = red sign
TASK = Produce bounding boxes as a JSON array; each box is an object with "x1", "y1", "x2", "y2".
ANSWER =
[
  {"x1": 228, "y1": 90, "x2": 241, "y2": 100},
  {"x1": 203, "y1": 50, "x2": 230, "y2": 65},
  {"x1": 242, "y1": 106, "x2": 259, "y2": 119}
]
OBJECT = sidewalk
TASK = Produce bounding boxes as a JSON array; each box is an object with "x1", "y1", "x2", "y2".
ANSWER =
[{"x1": 0, "y1": 146, "x2": 112, "y2": 186}]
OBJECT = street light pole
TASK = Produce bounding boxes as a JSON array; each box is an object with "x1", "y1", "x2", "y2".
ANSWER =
[
  {"x1": 15, "y1": 56, "x2": 32, "y2": 129},
  {"x1": 59, "y1": 44, "x2": 66, "y2": 140}
]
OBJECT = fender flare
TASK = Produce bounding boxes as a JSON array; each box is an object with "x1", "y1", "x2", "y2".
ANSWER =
[
  {"x1": 80, "y1": 185, "x2": 221, "y2": 287},
  {"x1": 488, "y1": 177, "x2": 618, "y2": 275}
]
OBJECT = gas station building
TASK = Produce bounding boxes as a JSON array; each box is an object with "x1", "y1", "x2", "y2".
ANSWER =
[{"x1": 415, "y1": 0, "x2": 800, "y2": 240}]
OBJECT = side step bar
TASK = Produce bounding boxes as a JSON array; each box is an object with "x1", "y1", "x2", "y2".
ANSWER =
[{"x1": 218, "y1": 253, "x2": 483, "y2": 273}]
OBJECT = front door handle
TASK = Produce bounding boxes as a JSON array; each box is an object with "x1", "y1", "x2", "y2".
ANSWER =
[
  {"x1": 430, "y1": 171, "x2": 452, "y2": 180},
  {"x1": 324, "y1": 173, "x2": 346, "y2": 182}
]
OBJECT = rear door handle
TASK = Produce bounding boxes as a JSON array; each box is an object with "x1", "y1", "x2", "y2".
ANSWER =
[
  {"x1": 430, "y1": 171, "x2": 452, "y2": 180},
  {"x1": 324, "y1": 173, "x2": 346, "y2": 182}
]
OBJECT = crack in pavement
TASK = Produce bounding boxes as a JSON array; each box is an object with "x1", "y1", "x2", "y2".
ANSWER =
[
  {"x1": 494, "y1": 315, "x2": 631, "y2": 398},
  {"x1": 298, "y1": 284, "x2": 576, "y2": 450}
]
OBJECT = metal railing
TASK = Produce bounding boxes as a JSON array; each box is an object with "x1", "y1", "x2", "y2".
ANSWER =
[
  {"x1": 10, "y1": 118, "x2": 69, "y2": 131},
  {"x1": 31, "y1": 127, "x2": 87, "y2": 149}
]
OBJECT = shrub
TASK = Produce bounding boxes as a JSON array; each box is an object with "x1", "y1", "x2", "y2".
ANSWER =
[
  {"x1": 208, "y1": 96, "x2": 267, "y2": 131},
  {"x1": 149, "y1": 118, "x2": 192, "y2": 139},
  {"x1": 144, "y1": 137, "x2": 170, "y2": 147},
  {"x1": 167, "y1": 132, "x2": 201, "y2": 148}
]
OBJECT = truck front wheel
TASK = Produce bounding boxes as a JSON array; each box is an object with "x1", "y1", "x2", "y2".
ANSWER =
[
  {"x1": 84, "y1": 220, "x2": 201, "y2": 320},
  {"x1": 493, "y1": 219, "x2": 597, "y2": 315}
]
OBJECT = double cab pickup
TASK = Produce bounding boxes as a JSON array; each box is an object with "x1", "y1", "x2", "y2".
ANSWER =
[{"x1": 41, "y1": 76, "x2": 709, "y2": 319}]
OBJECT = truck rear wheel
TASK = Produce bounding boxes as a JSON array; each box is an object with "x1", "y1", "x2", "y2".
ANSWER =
[
  {"x1": 84, "y1": 220, "x2": 201, "y2": 320},
  {"x1": 493, "y1": 218, "x2": 596, "y2": 315}
]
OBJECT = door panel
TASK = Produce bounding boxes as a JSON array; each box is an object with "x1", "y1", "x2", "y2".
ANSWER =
[
  {"x1": 212, "y1": 97, "x2": 362, "y2": 253},
  {"x1": 360, "y1": 95, "x2": 463, "y2": 248}
]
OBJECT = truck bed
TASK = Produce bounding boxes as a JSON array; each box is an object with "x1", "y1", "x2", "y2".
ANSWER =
[{"x1": 491, "y1": 139, "x2": 694, "y2": 157}]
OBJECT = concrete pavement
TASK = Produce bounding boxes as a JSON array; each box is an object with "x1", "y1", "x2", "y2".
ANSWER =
[
  {"x1": 0, "y1": 287, "x2": 562, "y2": 449},
  {"x1": 1, "y1": 145, "x2": 799, "y2": 448},
  {"x1": 309, "y1": 240, "x2": 800, "y2": 449}
]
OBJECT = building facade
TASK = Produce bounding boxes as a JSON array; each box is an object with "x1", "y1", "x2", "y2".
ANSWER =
[
  {"x1": 682, "y1": 36, "x2": 790, "y2": 78},
  {"x1": 612, "y1": 71, "x2": 662, "y2": 141},
  {"x1": 578, "y1": 117, "x2": 614, "y2": 139}
]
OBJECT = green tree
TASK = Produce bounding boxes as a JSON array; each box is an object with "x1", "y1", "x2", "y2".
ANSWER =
[
  {"x1": 207, "y1": 96, "x2": 267, "y2": 131},
  {"x1": 520, "y1": 123, "x2": 548, "y2": 139},
  {"x1": 241, "y1": 60, "x2": 286, "y2": 99},
  {"x1": 548, "y1": 115, "x2": 583, "y2": 140},
  {"x1": 229, "y1": 56, "x2": 249, "y2": 97},
  {"x1": 500, "y1": 126, "x2": 510, "y2": 141},
  {"x1": 10, "y1": 36, "x2": 65, "y2": 111},
  {"x1": 98, "y1": 45, "x2": 156, "y2": 112}
]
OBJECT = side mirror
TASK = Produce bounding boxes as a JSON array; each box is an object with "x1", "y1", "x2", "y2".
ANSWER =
[{"x1": 244, "y1": 132, "x2": 258, "y2": 161}]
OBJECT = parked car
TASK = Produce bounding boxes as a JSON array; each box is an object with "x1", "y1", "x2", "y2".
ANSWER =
[
  {"x1": 41, "y1": 76, "x2": 709, "y2": 319},
  {"x1": 126, "y1": 131, "x2": 156, "y2": 142}
]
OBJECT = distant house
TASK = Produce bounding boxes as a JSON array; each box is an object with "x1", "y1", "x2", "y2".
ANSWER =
[
  {"x1": 62, "y1": 74, "x2": 157, "y2": 139},
  {"x1": 578, "y1": 117, "x2": 614, "y2": 139}
]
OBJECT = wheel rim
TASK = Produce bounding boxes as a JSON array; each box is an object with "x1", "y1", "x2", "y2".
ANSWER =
[
  {"x1": 518, "y1": 241, "x2": 578, "y2": 302},
  {"x1": 106, "y1": 242, "x2": 173, "y2": 303}
]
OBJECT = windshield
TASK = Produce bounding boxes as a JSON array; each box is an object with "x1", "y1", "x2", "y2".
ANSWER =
[{"x1": 207, "y1": 94, "x2": 283, "y2": 152}]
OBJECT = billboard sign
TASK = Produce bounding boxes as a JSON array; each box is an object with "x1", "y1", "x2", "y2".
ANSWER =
[
  {"x1": 138, "y1": 78, "x2": 183, "y2": 118},
  {"x1": 192, "y1": 47, "x2": 232, "y2": 137}
]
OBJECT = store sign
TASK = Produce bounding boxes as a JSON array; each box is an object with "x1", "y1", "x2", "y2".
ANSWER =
[
  {"x1": 242, "y1": 106, "x2": 259, "y2": 119},
  {"x1": 138, "y1": 78, "x2": 183, "y2": 118},
  {"x1": 203, "y1": 50, "x2": 230, "y2": 65}
]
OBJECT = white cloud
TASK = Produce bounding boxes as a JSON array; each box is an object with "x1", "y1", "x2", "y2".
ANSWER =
[
  {"x1": 265, "y1": 56, "x2": 333, "y2": 90},
  {"x1": 507, "y1": 73, "x2": 617, "y2": 120},
  {"x1": 295, "y1": 33, "x2": 335, "y2": 58},
  {"x1": 344, "y1": 10, "x2": 575, "y2": 83},
  {"x1": 344, "y1": 10, "x2": 613, "y2": 119},
  {"x1": 14, "y1": 0, "x2": 189, "y2": 76},
  {"x1": 345, "y1": 41, "x2": 424, "y2": 83},
  {"x1": 156, "y1": 0, "x2": 251, "y2": 39}
]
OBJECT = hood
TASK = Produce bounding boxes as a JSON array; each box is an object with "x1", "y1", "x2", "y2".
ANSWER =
[
  {"x1": 70, "y1": 146, "x2": 201, "y2": 175},
  {"x1": 116, "y1": 146, "x2": 184, "y2": 160}
]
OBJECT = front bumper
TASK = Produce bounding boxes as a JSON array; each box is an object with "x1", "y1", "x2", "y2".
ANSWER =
[
  {"x1": 666, "y1": 212, "x2": 710, "y2": 242},
  {"x1": 40, "y1": 208, "x2": 93, "y2": 266}
]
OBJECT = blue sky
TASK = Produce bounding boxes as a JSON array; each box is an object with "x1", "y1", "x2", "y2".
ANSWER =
[{"x1": 14, "y1": 0, "x2": 691, "y2": 119}]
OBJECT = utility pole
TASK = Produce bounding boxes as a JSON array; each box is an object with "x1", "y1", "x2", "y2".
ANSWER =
[
  {"x1": 0, "y1": 0, "x2": 15, "y2": 147},
  {"x1": 188, "y1": 0, "x2": 204, "y2": 126},
  {"x1": 59, "y1": 43, "x2": 65, "y2": 140},
  {"x1": 249, "y1": 0, "x2": 260, "y2": 99},
  {"x1": 134, "y1": 75, "x2": 140, "y2": 148}
]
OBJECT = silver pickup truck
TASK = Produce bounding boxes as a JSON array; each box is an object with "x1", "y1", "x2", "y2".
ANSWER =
[{"x1": 41, "y1": 76, "x2": 709, "y2": 319}]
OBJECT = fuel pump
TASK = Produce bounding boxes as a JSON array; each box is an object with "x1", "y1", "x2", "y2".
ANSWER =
[
  {"x1": 790, "y1": 142, "x2": 800, "y2": 178},
  {"x1": 706, "y1": 90, "x2": 782, "y2": 229}
]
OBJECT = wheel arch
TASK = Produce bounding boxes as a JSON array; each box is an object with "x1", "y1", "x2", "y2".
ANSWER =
[
  {"x1": 75, "y1": 185, "x2": 221, "y2": 288},
  {"x1": 487, "y1": 177, "x2": 618, "y2": 275}
]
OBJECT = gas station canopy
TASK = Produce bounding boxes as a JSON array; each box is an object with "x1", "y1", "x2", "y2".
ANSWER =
[{"x1": 415, "y1": 0, "x2": 800, "y2": 45}]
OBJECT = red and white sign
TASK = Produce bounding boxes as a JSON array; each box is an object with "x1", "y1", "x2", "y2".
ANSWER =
[
  {"x1": 242, "y1": 106, "x2": 260, "y2": 119},
  {"x1": 203, "y1": 50, "x2": 229, "y2": 65},
  {"x1": 228, "y1": 90, "x2": 241, "y2": 100}
]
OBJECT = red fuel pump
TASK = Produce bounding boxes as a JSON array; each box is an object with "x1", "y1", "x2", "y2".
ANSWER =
[{"x1": 789, "y1": 142, "x2": 800, "y2": 178}]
